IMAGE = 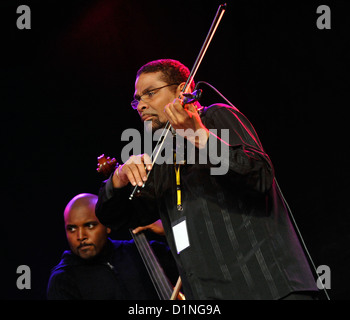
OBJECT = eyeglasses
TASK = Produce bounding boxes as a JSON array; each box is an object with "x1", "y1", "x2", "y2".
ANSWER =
[{"x1": 131, "y1": 83, "x2": 179, "y2": 110}]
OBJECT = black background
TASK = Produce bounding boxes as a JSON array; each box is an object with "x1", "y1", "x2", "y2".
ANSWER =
[{"x1": 1, "y1": 0, "x2": 349, "y2": 300}]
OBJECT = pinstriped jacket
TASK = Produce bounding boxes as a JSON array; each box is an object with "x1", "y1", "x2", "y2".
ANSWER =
[{"x1": 96, "y1": 104, "x2": 319, "y2": 299}]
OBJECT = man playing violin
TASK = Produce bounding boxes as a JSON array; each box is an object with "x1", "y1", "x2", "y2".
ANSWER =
[{"x1": 96, "y1": 59, "x2": 319, "y2": 300}]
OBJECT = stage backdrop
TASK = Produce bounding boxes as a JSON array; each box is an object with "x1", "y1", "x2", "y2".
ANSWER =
[{"x1": 1, "y1": 0, "x2": 349, "y2": 299}]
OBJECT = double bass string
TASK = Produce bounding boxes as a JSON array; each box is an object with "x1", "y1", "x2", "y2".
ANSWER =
[{"x1": 130, "y1": 229, "x2": 174, "y2": 299}]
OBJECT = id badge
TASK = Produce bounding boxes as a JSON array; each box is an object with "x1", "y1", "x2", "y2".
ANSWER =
[{"x1": 172, "y1": 217, "x2": 190, "y2": 254}]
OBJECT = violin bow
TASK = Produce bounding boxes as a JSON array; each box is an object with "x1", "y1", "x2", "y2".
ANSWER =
[{"x1": 129, "y1": 3, "x2": 227, "y2": 200}]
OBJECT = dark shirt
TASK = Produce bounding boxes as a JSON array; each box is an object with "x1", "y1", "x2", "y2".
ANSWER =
[
  {"x1": 96, "y1": 104, "x2": 319, "y2": 299},
  {"x1": 47, "y1": 238, "x2": 174, "y2": 300}
]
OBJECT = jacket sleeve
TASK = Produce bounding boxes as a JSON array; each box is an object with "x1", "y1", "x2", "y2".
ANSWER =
[
  {"x1": 95, "y1": 173, "x2": 160, "y2": 231},
  {"x1": 202, "y1": 104, "x2": 274, "y2": 194}
]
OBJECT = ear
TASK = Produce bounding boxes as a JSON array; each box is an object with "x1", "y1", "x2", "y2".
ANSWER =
[
  {"x1": 107, "y1": 227, "x2": 111, "y2": 234},
  {"x1": 177, "y1": 82, "x2": 192, "y2": 96}
]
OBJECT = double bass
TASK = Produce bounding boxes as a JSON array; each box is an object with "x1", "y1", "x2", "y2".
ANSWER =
[{"x1": 97, "y1": 154, "x2": 185, "y2": 300}]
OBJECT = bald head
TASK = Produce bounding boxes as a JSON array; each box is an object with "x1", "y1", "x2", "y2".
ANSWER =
[
  {"x1": 64, "y1": 193, "x2": 98, "y2": 221},
  {"x1": 64, "y1": 193, "x2": 110, "y2": 259}
]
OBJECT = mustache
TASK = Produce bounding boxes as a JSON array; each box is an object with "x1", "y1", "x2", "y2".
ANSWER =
[
  {"x1": 77, "y1": 242, "x2": 94, "y2": 249},
  {"x1": 141, "y1": 112, "x2": 157, "y2": 118}
]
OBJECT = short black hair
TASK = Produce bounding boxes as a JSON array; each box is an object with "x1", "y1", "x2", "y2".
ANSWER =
[{"x1": 136, "y1": 59, "x2": 195, "y2": 91}]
